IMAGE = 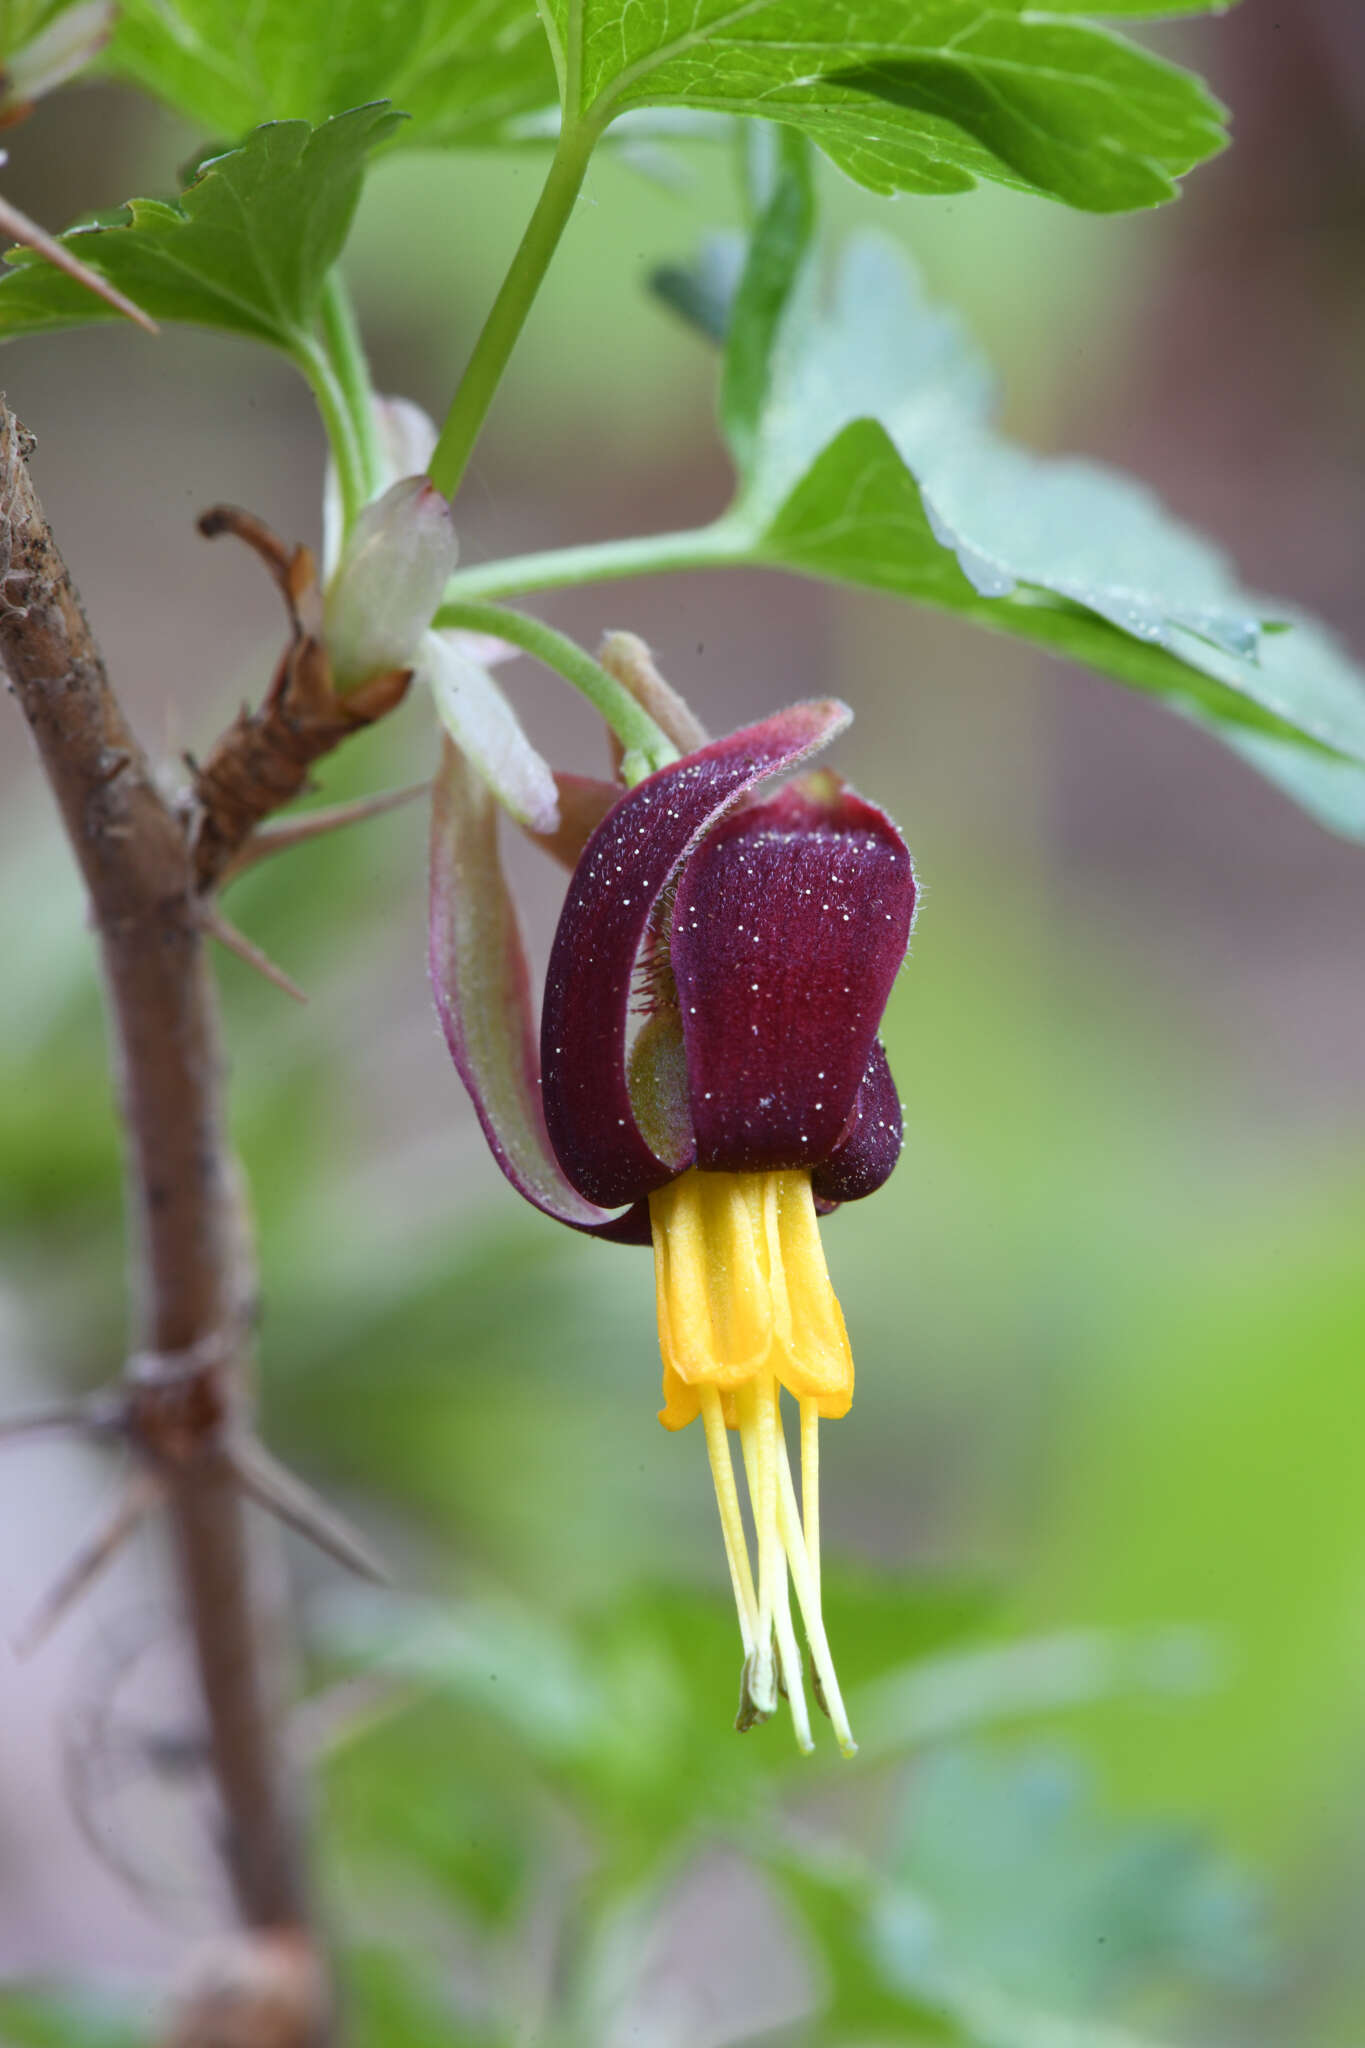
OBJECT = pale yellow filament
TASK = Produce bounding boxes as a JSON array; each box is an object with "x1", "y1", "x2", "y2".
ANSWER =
[
  {"x1": 700, "y1": 1386, "x2": 758, "y2": 1657},
  {"x1": 775, "y1": 1433, "x2": 856, "y2": 1755},
  {"x1": 800, "y1": 1395, "x2": 821, "y2": 1599}
]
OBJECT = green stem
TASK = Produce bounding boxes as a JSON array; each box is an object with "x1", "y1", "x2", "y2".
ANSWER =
[
  {"x1": 296, "y1": 335, "x2": 367, "y2": 536},
  {"x1": 319, "y1": 270, "x2": 382, "y2": 501},
  {"x1": 441, "y1": 518, "x2": 749, "y2": 604},
  {"x1": 442, "y1": 599, "x2": 678, "y2": 779},
  {"x1": 428, "y1": 117, "x2": 600, "y2": 500}
]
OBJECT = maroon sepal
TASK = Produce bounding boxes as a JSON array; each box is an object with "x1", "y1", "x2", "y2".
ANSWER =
[
  {"x1": 429, "y1": 737, "x2": 649, "y2": 1243},
  {"x1": 670, "y1": 773, "x2": 915, "y2": 1178},
  {"x1": 541, "y1": 702, "x2": 852, "y2": 1210}
]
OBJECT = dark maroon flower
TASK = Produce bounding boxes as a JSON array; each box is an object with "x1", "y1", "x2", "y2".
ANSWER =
[{"x1": 430, "y1": 698, "x2": 917, "y2": 1752}]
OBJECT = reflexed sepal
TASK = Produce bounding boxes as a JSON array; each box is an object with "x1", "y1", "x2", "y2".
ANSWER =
[
  {"x1": 670, "y1": 772, "x2": 915, "y2": 1175},
  {"x1": 429, "y1": 736, "x2": 648, "y2": 1242},
  {"x1": 542, "y1": 700, "x2": 852, "y2": 1210},
  {"x1": 425, "y1": 630, "x2": 559, "y2": 833}
]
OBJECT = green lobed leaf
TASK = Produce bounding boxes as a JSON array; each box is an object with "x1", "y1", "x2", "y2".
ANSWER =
[
  {"x1": 107, "y1": 0, "x2": 556, "y2": 150},
  {"x1": 1217, "y1": 726, "x2": 1365, "y2": 841},
  {"x1": 1032, "y1": 0, "x2": 1236, "y2": 11},
  {"x1": 343, "y1": 1946, "x2": 498, "y2": 2047},
  {"x1": 649, "y1": 155, "x2": 1365, "y2": 826},
  {"x1": 777, "y1": 1860, "x2": 960, "y2": 2042},
  {"x1": 546, "y1": 0, "x2": 1230, "y2": 212},
  {"x1": 0, "y1": 1989, "x2": 142, "y2": 2048},
  {"x1": 877, "y1": 1747, "x2": 1267, "y2": 2018},
  {"x1": 0, "y1": 103, "x2": 402, "y2": 348}
]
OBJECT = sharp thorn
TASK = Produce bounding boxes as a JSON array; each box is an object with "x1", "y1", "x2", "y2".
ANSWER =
[
  {"x1": 221, "y1": 782, "x2": 429, "y2": 882},
  {"x1": 13, "y1": 1470, "x2": 163, "y2": 1659},
  {"x1": 0, "y1": 1402, "x2": 98, "y2": 1442},
  {"x1": 0, "y1": 195, "x2": 158, "y2": 333},
  {"x1": 201, "y1": 908, "x2": 308, "y2": 1003},
  {"x1": 222, "y1": 1436, "x2": 391, "y2": 1585},
  {"x1": 0, "y1": 1393, "x2": 125, "y2": 1444}
]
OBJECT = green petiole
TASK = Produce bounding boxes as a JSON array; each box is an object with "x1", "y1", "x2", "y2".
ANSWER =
[
  {"x1": 439, "y1": 519, "x2": 751, "y2": 605},
  {"x1": 428, "y1": 117, "x2": 601, "y2": 502},
  {"x1": 319, "y1": 270, "x2": 383, "y2": 504},
  {"x1": 441, "y1": 599, "x2": 679, "y2": 781}
]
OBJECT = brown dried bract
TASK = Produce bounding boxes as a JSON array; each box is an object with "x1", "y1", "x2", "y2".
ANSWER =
[{"x1": 189, "y1": 507, "x2": 411, "y2": 891}]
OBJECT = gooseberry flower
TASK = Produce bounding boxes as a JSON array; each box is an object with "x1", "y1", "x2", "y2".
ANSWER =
[{"x1": 430, "y1": 696, "x2": 916, "y2": 1753}]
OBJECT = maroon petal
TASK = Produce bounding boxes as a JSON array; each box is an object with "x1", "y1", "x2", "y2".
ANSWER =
[
  {"x1": 811, "y1": 1038, "x2": 903, "y2": 1205},
  {"x1": 429, "y1": 736, "x2": 649, "y2": 1242},
  {"x1": 542, "y1": 701, "x2": 852, "y2": 1209},
  {"x1": 670, "y1": 772, "x2": 915, "y2": 1175}
]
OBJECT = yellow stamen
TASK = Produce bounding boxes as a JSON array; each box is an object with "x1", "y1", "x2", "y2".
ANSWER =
[{"x1": 648, "y1": 1167, "x2": 857, "y2": 1754}]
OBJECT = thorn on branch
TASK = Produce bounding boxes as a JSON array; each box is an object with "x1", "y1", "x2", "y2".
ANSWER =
[
  {"x1": 201, "y1": 906, "x2": 308, "y2": 1004},
  {"x1": 0, "y1": 1391, "x2": 124, "y2": 1443},
  {"x1": 8, "y1": 1329, "x2": 389, "y2": 1664},
  {"x1": 13, "y1": 1467, "x2": 164, "y2": 1658},
  {"x1": 219, "y1": 781, "x2": 429, "y2": 884},
  {"x1": 221, "y1": 1436, "x2": 391, "y2": 1585}
]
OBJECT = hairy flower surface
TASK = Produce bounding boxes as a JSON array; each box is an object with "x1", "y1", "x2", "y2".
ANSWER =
[{"x1": 430, "y1": 698, "x2": 917, "y2": 1751}]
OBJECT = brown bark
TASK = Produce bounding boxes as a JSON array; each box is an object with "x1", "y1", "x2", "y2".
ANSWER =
[{"x1": 0, "y1": 405, "x2": 323, "y2": 2007}]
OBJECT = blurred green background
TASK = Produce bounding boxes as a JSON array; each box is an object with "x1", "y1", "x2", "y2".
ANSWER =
[{"x1": 2, "y1": 8, "x2": 1365, "y2": 2044}]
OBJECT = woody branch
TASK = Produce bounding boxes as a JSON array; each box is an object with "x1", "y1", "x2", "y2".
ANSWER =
[{"x1": 0, "y1": 404, "x2": 325, "y2": 2011}]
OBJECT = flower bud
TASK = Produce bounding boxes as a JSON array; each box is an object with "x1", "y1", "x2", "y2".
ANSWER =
[
  {"x1": 321, "y1": 395, "x2": 439, "y2": 579},
  {"x1": 324, "y1": 476, "x2": 457, "y2": 691}
]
